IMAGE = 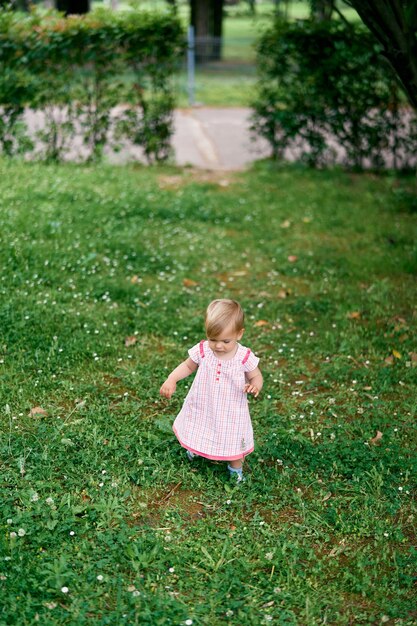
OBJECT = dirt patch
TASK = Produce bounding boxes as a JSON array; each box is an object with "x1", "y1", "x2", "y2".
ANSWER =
[
  {"x1": 130, "y1": 484, "x2": 210, "y2": 526},
  {"x1": 158, "y1": 170, "x2": 236, "y2": 190}
]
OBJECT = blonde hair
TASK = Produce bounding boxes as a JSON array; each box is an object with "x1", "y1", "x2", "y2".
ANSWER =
[{"x1": 205, "y1": 299, "x2": 244, "y2": 338}]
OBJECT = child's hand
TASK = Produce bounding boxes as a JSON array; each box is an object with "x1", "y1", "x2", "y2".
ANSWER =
[
  {"x1": 244, "y1": 383, "x2": 260, "y2": 398},
  {"x1": 160, "y1": 379, "x2": 176, "y2": 399}
]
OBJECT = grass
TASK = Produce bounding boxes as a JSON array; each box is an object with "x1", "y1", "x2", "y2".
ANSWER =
[{"x1": 0, "y1": 158, "x2": 416, "y2": 625}]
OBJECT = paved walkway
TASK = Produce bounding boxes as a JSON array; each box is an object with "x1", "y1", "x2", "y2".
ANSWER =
[
  {"x1": 172, "y1": 107, "x2": 270, "y2": 170},
  {"x1": 23, "y1": 106, "x2": 270, "y2": 171},
  {"x1": 22, "y1": 106, "x2": 411, "y2": 170}
]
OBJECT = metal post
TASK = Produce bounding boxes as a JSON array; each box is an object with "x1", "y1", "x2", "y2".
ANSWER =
[{"x1": 187, "y1": 25, "x2": 196, "y2": 107}]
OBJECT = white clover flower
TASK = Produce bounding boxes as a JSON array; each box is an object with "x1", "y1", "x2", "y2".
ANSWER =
[
  {"x1": 398, "y1": 486, "x2": 403, "y2": 492},
  {"x1": 18, "y1": 528, "x2": 26, "y2": 537},
  {"x1": 265, "y1": 552, "x2": 274, "y2": 560},
  {"x1": 46, "y1": 497, "x2": 54, "y2": 506},
  {"x1": 97, "y1": 575, "x2": 104, "y2": 581},
  {"x1": 31, "y1": 492, "x2": 39, "y2": 502},
  {"x1": 132, "y1": 590, "x2": 141, "y2": 597},
  {"x1": 185, "y1": 620, "x2": 193, "y2": 626},
  {"x1": 169, "y1": 567, "x2": 175, "y2": 573},
  {"x1": 61, "y1": 587, "x2": 69, "y2": 594},
  {"x1": 9, "y1": 532, "x2": 17, "y2": 539},
  {"x1": 69, "y1": 531, "x2": 75, "y2": 536},
  {"x1": 6, "y1": 519, "x2": 12, "y2": 525}
]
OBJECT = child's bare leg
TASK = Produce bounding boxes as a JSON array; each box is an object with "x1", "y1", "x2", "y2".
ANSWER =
[
  {"x1": 228, "y1": 459, "x2": 243, "y2": 469},
  {"x1": 227, "y1": 458, "x2": 245, "y2": 482}
]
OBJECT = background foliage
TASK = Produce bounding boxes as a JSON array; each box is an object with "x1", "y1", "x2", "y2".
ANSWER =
[
  {"x1": 251, "y1": 19, "x2": 417, "y2": 170},
  {"x1": 0, "y1": 8, "x2": 184, "y2": 162}
]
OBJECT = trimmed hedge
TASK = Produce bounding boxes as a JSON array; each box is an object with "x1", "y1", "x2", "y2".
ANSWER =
[
  {"x1": 251, "y1": 19, "x2": 417, "y2": 170},
  {"x1": 0, "y1": 8, "x2": 184, "y2": 161}
]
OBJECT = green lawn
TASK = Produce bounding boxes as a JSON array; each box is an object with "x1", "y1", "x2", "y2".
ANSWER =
[{"x1": 0, "y1": 159, "x2": 416, "y2": 625}]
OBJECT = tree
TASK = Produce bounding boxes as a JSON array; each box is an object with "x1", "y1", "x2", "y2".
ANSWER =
[
  {"x1": 0, "y1": 0, "x2": 30, "y2": 10},
  {"x1": 55, "y1": 0, "x2": 90, "y2": 15},
  {"x1": 190, "y1": 0, "x2": 224, "y2": 61},
  {"x1": 343, "y1": 1, "x2": 417, "y2": 110},
  {"x1": 310, "y1": 0, "x2": 335, "y2": 21}
]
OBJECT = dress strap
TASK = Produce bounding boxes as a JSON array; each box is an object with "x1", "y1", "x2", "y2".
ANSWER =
[
  {"x1": 242, "y1": 349, "x2": 251, "y2": 365},
  {"x1": 199, "y1": 340, "x2": 205, "y2": 358}
]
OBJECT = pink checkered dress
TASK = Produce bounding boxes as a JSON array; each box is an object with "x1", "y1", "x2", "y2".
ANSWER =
[{"x1": 173, "y1": 340, "x2": 259, "y2": 461}]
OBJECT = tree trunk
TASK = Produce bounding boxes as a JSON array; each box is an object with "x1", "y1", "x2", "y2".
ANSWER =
[
  {"x1": 190, "y1": 0, "x2": 224, "y2": 62},
  {"x1": 310, "y1": 0, "x2": 335, "y2": 21},
  {"x1": 55, "y1": 0, "x2": 90, "y2": 15},
  {"x1": 346, "y1": 0, "x2": 417, "y2": 111}
]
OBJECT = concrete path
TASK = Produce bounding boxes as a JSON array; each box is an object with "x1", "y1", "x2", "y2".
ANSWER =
[
  {"x1": 172, "y1": 107, "x2": 270, "y2": 170},
  {"x1": 22, "y1": 106, "x2": 411, "y2": 170},
  {"x1": 23, "y1": 106, "x2": 270, "y2": 171}
]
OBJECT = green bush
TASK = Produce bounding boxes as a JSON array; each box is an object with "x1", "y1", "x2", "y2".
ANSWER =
[
  {"x1": 0, "y1": 8, "x2": 184, "y2": 162},
  {"x1": 251, "y1": 19, "x2": 417, "y2": 170}
]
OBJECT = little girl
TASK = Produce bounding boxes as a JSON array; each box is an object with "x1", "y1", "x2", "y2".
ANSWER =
[{"x1": 160, "y1": 299, "x2": 263, "y2": 482}]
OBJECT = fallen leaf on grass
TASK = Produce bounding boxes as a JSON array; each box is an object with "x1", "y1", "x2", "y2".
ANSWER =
[
  {"x1": 347, "y1": 311, "x2": 361, "y2": 320},
  {"x1": 369, "y1": 431, "x2": 383, "y2": 445},
  {"x1": 254, "y1": 320, "x2": 268, "y2": 327},
  {"x1": 287, "y1": 255, "x2": 298, "y2": 263},
  {"x1": 183, "y1": 278, "x2": 198, "y2": 288},
  {"x1": 60, "y1": 438, "x2": 75, "y2": 446},
  {"x1": 392, "y1": 349, "x2": 402, "y2": 359},
  {"x1": 328, "y1": 539, "x2": 347, "y2": 558},
  {"x1": 280, "y1": 219, "x2": 291, "y2": 228},
  {"x1": 322, "y1": 492, "x2": 332, "y2": 502},
  {"x1": 278, "y1": 289, "x2": 289, "y2": 299},
  {"x1": 130, "y1": 275, "x2": 140, "y2": 284},
  {"x1": 29, "y1": 406, "x2": 47, "y2": 418},
  {"x1": 384, "y1": 356, "x2": 394, "y2": 366},
  {"x1": 262, "y1": 601, "x2": 275, "y2": 609},
  {"x1": 125, "y1": 336, "x2": 137, "y2": 347}
]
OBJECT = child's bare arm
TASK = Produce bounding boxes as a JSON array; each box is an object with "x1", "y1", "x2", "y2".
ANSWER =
[
  {"x1": 244, "y1": 367, "x2": 263, "y2": 398},
  {"x1": 160, "y1": 358, "x2": 198, "y2": 399}
]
